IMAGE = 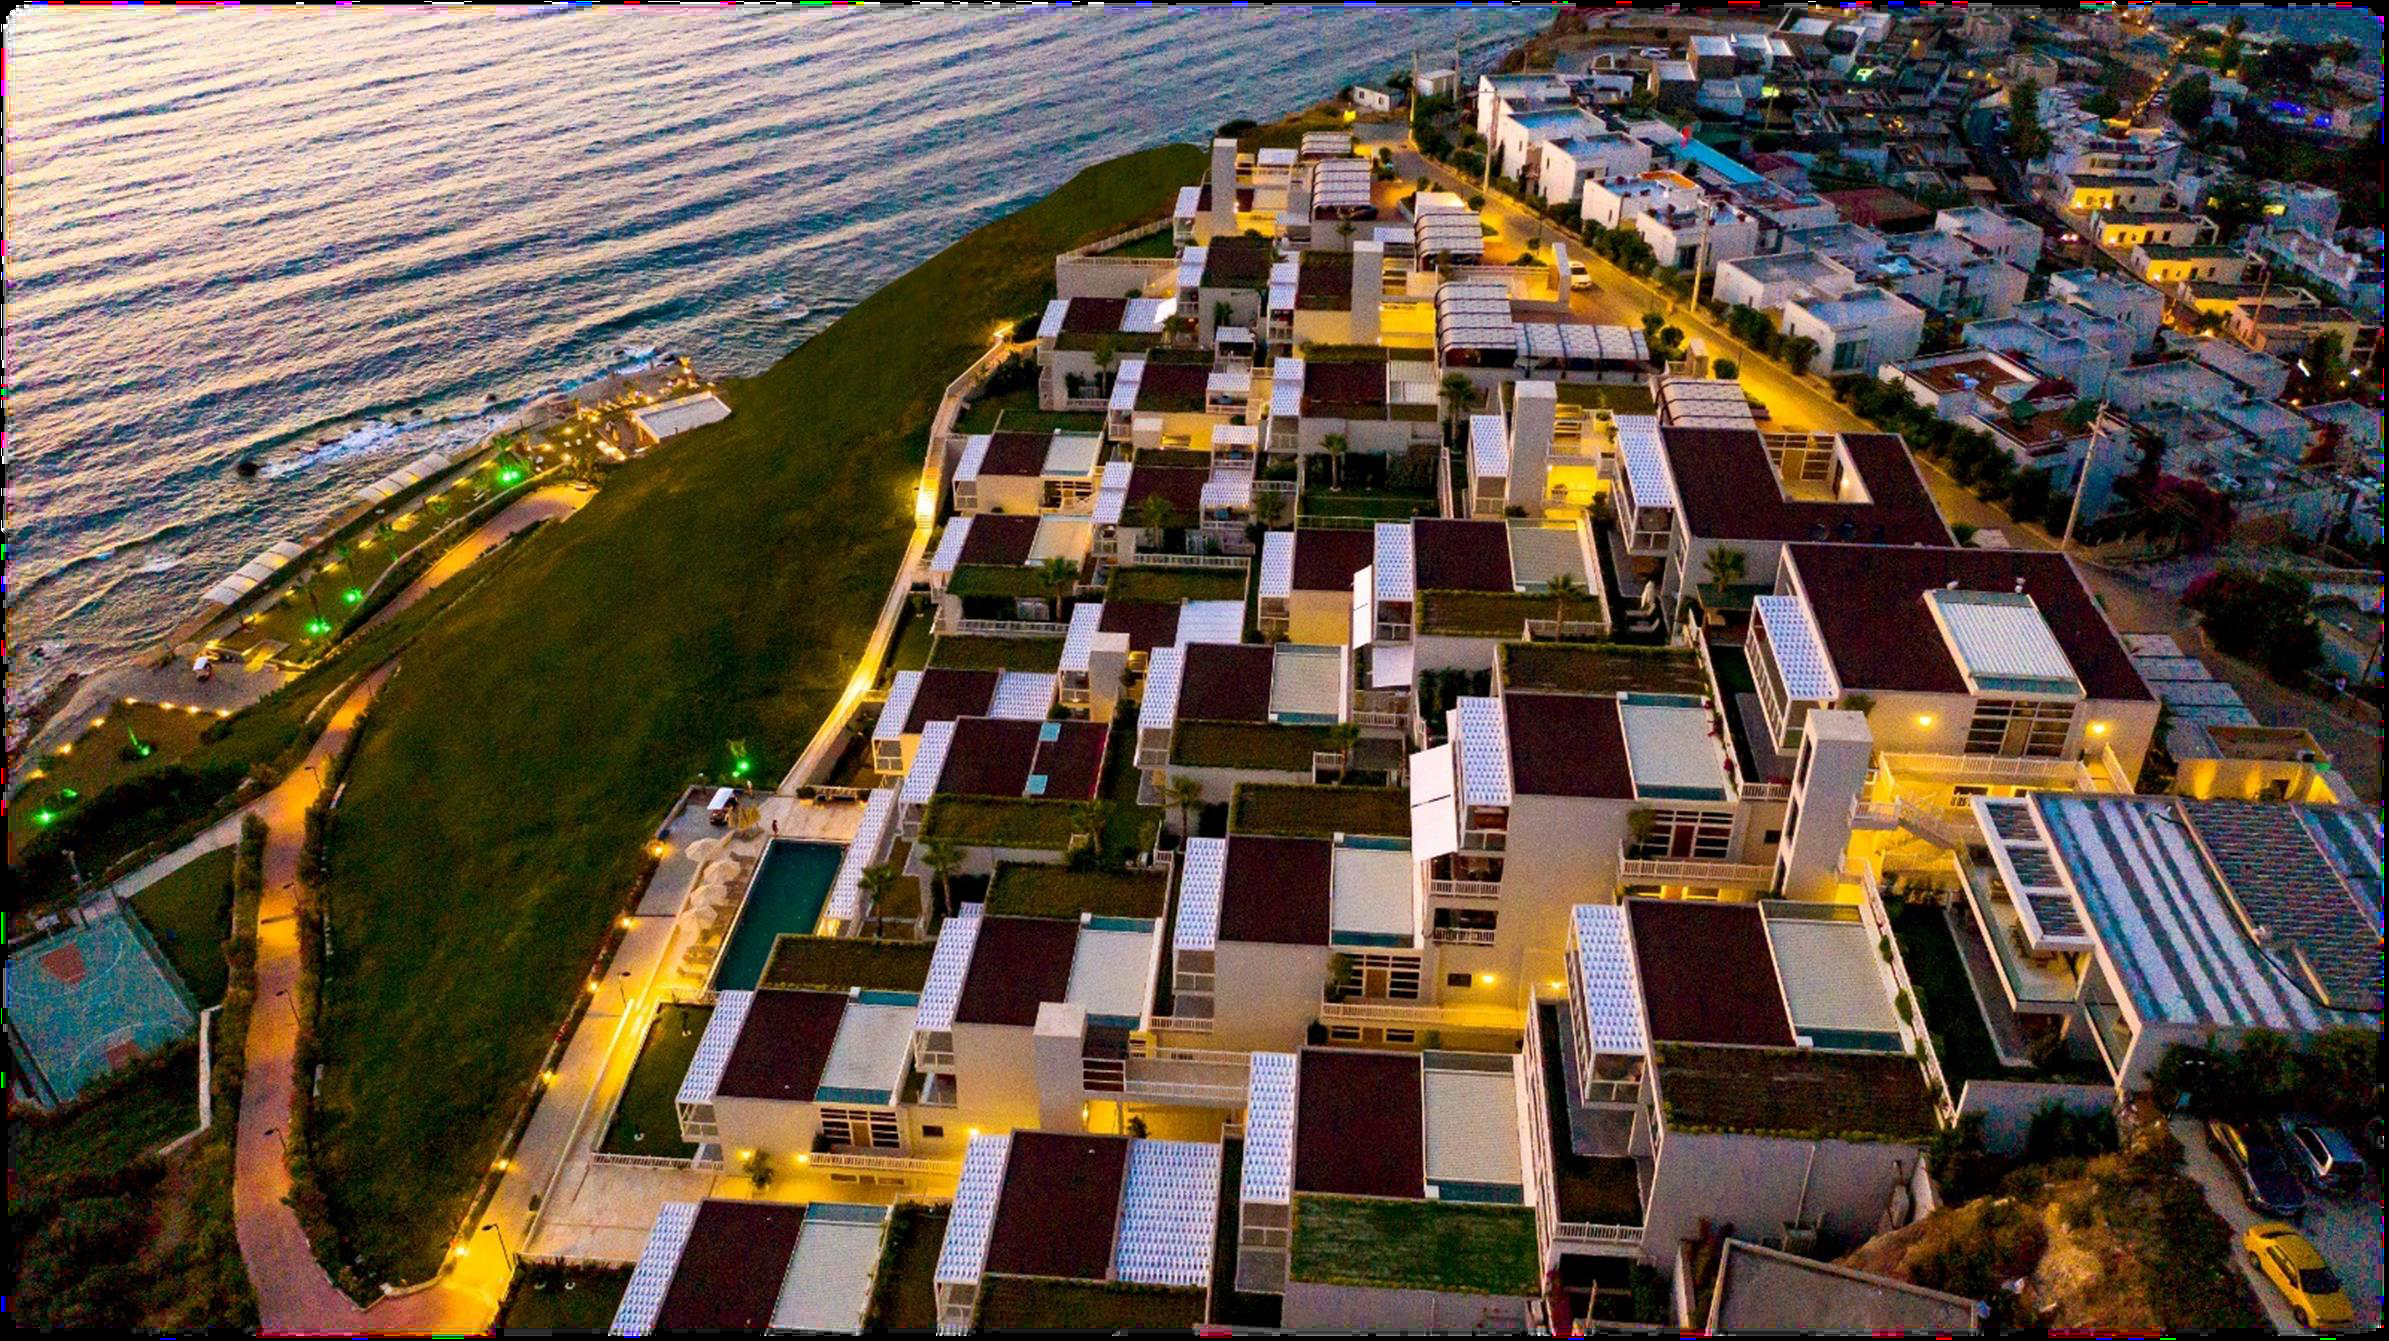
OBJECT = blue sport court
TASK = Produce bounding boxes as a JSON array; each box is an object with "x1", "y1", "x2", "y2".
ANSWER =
[{"x1": 6, "y1": 909, "x2": 198, "y2": 1107}]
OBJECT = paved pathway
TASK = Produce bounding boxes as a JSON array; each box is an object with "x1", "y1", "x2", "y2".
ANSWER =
[{"x1": 356, "y1": 484, "x2": 587, "y2": 638}]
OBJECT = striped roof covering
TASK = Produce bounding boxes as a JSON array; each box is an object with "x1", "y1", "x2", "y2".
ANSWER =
[{"x1": 1241, "y1": 1052, "x2": 1299, "y2": 1205}]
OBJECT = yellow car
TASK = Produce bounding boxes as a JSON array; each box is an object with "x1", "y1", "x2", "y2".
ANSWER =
[{"x1": 2244, "y1": 1223, "x2": 2353, "y2": 1329}]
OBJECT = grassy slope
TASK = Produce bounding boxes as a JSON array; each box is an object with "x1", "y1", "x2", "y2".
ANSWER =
[
  {"x1": 311, "y1": 143, "x2": 1204, "y2": 1278},
  {"x1": 134, "y1": 846, "x2": 237, "y2": 1006}
]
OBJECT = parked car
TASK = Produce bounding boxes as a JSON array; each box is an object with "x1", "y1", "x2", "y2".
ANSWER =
[
  {"x1": 2281, "y1": 1119, "x2": 2368, "y2": 1191},
  {"x1": 2207, "y1": 1119, "x2": 2306, "y2": 1219},
  {"x1": 1567, "y1": 259, "x2": 1592, "y2": 291},
  {"x1": 2243, "y1": 1223, "x2": 2353, "y2": 1330}
]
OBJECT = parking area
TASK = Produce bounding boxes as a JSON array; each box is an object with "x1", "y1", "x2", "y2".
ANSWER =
[{"x1": 2177, "y1": 1118, "x2": 2381, "y2": 1334}]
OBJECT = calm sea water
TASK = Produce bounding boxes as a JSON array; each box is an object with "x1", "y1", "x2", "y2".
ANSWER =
[{"x1": 5, "y1": 5, "x2": 1540, "y2": 714}]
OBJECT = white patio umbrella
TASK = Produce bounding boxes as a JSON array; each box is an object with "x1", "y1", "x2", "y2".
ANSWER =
[{"x1": 681, "y1": 837, "x2": 726, "y2": 864}]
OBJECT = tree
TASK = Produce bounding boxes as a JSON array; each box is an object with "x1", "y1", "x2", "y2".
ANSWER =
[
  {"x1": 1091, "y1": 337, "x2": 1118, "y2": 395},
  {"x1": 859, "y1": 862, "x2": 901, "y2": 939},
  {"x1": 2084, "y1": 89, "x2": 2122, "y2": 119},
  {"x1": 2008, "y1": 78, "x2": 2050, "y2": 163},
  {"x1": 1543, "y1": 572, "x2": 1588, "y2": 633},
  {"x1": 1438, "y1": 371, "x2": 1474, "y2": 444},
  {"x1": 2167, "y1": 73, "x2": 2212, "y2": 132},
  {"x1": 1700, "y1": 545, "x2": 1747, "y2": 603},
  {"x1": 2202, "y1": 175, "x2": 2265, "y2": 245},
  {"x1": 1783, "y1": 335, "x2": 1818, "y2": 375},
  {"x1": 1252, "y1": 488, "x2": 1287, "y2": 530},
  {"x1": 1163, "y1": 775, "x2": 1205, "y2": 839},
  {"x1": 1321, "y1": 432, "x2": 1351, "y2": 489},
  {"x1": 1212, "y1": 299, "x2": 1233, "y2": 336},
  {"x1": 1711, "y1": 357, "x2": 1739, "y2": 380},
  {"x1": 1322, "y1": 721, "x2": 1363, "y2": 779},
  {"x1": 918, "y1": 838, "x2": 963, "y2": 921},
  {"x1": 1136, "y1": 492, "x2": 1181, "y2": 540},
  {"x1": 1036, "y1": 555, "x2": 1080, "y2": 620},
  {"x1": 2302, "y1": 332, "x2": 2346, "y2": 395},
  {"x1": 2184, "y1": 565, "x2": 2324, "y2": 679}
]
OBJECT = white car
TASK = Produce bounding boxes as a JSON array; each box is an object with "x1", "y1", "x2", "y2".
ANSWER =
[{"x1": 1568, "y1": 259, "x2": 1592, "y2": 291}]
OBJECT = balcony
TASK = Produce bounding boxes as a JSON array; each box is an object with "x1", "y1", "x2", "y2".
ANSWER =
[
  {"x1": 803, "y1": 1150, "x2": 960, "y2": 1178},
  {"x1": 1615, "y1": 844, "x2": 1776, "y2": 890},
  {"x1": 1431, "y1": 926, "x2": 1498, "y2": 946},
  {"x1": 1427, "y1": 876, "x2": 1503, "y2": 900},
  {"x1": 1319, "y1": 995, "x2": 1519, "y2": 1032}
]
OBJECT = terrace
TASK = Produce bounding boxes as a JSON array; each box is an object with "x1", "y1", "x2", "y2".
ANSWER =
[
  {"x1": 975, "y1": 1278, "x2": 1206, "y2": 1332},
  {"x1": 985, "y1": 865, "x2": 1168, "y2": 920},
  {"x1": 1288, "y1": 1195, "x2": 1539, "y2": 1297},
  {"x1": 1419, "y1": 590, "x2": 1604, "y2": 638},
  {"x1": 1498, "y1": 642, "x2": 1707, "y2": 698},
  {"x1": 1651, "y1": 1043, "x2": 1939, "y2": 1142},
  {"x1": 1230, "y1": 784, "x2": 1408, "y2": 839},
  {"x1": 1105, "y1": 566, "x2": 1248, "y2": 605},
  {"x1": 1171, "y1": 720, "x2": 1339, "y2": 774},
  {"x1": 916, "y1": 796, "x2": 1085, "y2": 851},
  {"x1": 756, "y1": 936, "x2": 935, "y2": 994},
  {"x1": 927, "y1": 636, "x2": 1064, "y2": 672}
]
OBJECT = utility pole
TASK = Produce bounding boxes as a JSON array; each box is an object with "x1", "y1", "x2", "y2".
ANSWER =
[{"x1": 2061, "y1": 404, "x2": 2116, "y2": 551}]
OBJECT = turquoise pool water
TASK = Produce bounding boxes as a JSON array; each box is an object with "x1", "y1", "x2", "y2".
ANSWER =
[{"x1": 712, "y1": 839, "x2": 844, "y2": 993}]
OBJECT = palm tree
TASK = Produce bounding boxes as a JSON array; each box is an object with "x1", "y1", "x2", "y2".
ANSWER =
[
  {"x1": 1253, "y1": 489, "x2": 1287, "y2": 530},
  {"x1": 1092, "y1": 338, "x2": 1118, "y2": 396},
  {"x1": 1162, "y1": 775, "x2": 1206, "y2": 839},
  {"x1": 1212, "y1": 299, "x2": 1233, "y2": 336},
  {"x1": 1545, "y1": 573, "x2": 1587, "y2": 632},
  {"x1": 1322, "y1": 432, "x2": 1351, "y2": 490},
  {"x1": 1036, "y1": 555, "x2": 1080, "y2": 621},
  {"x1": 859, "y1": 862, "x2": 901, "y2": 940},
  {"x1": 1322, "y1": 721, "x2": 1363, "y2": 780},
  {"x1": 1701, "y1": 545, "x2": 1747, "y2": 604},
  {"x1": 1137, "y1": 493, "x2": 1181, "y2": 541},
  {"x1": 1438, "y1": 372, "x2": 1474, "y2": 445},
  {"x1": 918, "y1": 838, "x2": 963, "y2": 921}
]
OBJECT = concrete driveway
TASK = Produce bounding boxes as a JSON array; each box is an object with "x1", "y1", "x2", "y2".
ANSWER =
[{"x1": 2174, "y1": 1117, "x2": 2382, "y2": 1334}]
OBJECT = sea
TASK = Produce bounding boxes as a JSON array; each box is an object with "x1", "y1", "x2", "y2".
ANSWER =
[{"x1": 4, "y1": 4, "x2": 1542, "y2": 723}]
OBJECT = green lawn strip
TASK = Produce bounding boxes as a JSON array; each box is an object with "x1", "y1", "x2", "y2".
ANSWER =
[
  {"x1": 497, "y1": 1263, "x2": 631, "y2": 1332},
  {"x1": 1499, "y1": 642, "x2": 1707, "y2": 697},
  {"x1": 993, "y1": 409, "x2": 1105, "y2": 433},
  {"x1": 1107, "y1": 566, "x2": 1248, "y2": 604},
  {"x1": 976, "y1": 1277, "x2": 1205, "y2": 1332},
  {"x1": 953, "y1": 381, "x2": 1038, "y2": 433},
  {"x1": 10, "y1": 703, "x2": 215, "y2": 858},
  {"x1": 9, "y1": 1041, "x2": 200, "y2": 1183},
  {"x1": 1419, "y1": 590, "x2": 1601, "y2": 637},
  {"x1": 987, "y1": 864, "x2": 1166, "y2": 919},
  {"x1": 133, "y1": 846, "x2": 238, "y2": 1006},
  {"x1": 1100, "y1": 702, "x2": 1165, "y2": 860},
  {"x1": 866, "y1": 1205, "x2": 948, "y2": 1332},
  {"x1": 759, "y1": 935, "x2": 935, "y2": 992},
  {"x1": 886, "y1": 601, "x2": 934, "y2": 677},
  {"x1": 1231, "y1": 784, "x2": 1408, "y2": 838},
  {"x1": 308, "y1": 143, "x2": 1203, "y2": 1280},
  {"x1": 918, "y1": 796, "x2": 1083, "y2": 850},
  {"x1": 946, "y1": 563, "x2": 1054, "y2": 599},
  {"x1": 598, "y1": 1003, "x2": 709, "y2": 1159},
  {"x1": 1171, "y1": 719, "x2": 1332, "y2": 772},
  {"x1": 1095, "y1": 229, "x2": 1177, "y2": 258},
  {"x1": 1554, "y1": 382, "x2": 1656, "y2": 414},
  {"x1": 927, "y1": 635, "x2": 1063, "y2": 671},
  {"x1": 1888, "y1": 901, "x2": 2008, "y2": 1090},
  {"x1": 1301, "y1": 490, "x2": 1438, "y2": 521},
  {"x1": 1289, "y1": 1194, "x2": 1538, "y2": 1296}
]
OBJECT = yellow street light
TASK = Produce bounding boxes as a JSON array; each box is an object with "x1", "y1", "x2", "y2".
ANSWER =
[{"x1": 1915, "y1": 713, "x2": 1935, "y2": 728}]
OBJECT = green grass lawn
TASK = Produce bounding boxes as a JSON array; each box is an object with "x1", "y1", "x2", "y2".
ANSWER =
[
  {"x1": 1289, "y1": 1194, "x2": 1538, "y2": 1297},
  {"x1": 1300, "y1": 489, "x2": 1439, "y2": 521},
  {"x1": 885, "y1": 600, "x2": 934, "y2": 679},
  {"x1": 308, "y1": 143, "x2": 1204, "y2": 1281},
  {"x1": 1231, "y1": 784, "x2": 1407, "y2": 838},
  {"x1": 986, "y1": 864, "x2": 1167, "y2": 920},
  {"x1": 134, "y1": 846, "x2": 237, "y2": 1006},
  {"x1": 1107, "y1": 566, "x2": 1248, "y2": 604},
  {"x1": 867, "y1": 1205, "x2": 946, "y2": 1332},
  {"x1": 598, "y1": 1003, "x2": 709, "y2": 1159},
  {"x1": 927, "y1": 635, "x2": 1063, "y2": 671},
  {"x1": 10, "y1": 702, "x2": 216, "y2": 858},
  {"x1": 497, "y1": 1263, "x2": 630, "y2": 1332},
  {"x1": 1095, "y1": 228, "x2": 1177, "y2": 258},
  {"x1": 8, "y1": 1042, "x2": 199, "y2": 1181}
]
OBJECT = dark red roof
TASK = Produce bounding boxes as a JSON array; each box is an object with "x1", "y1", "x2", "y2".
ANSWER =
[
  {"x1": 905, "y1": 669, "x2": 1000, "y2": 734},
  {"x1": 1661, "y1": 428, "x2": 1952, "y2": 548},
  {"x1": 980, "y1": 431, "x2": 1054, "y2": 477},
  {"x1": 714, "y1": 989, "x2": 848, "y2": 1101},
  {"x1": 1299, "y1": 358, "x2": 1388, "y2": 414},
  {"x1": 1296, "y1": 250, "x2": 1355, "y2": 312},
  {"x1": 1291, "y1": 528, "x2": 1375, "y2": 593},
  {"x1": 956, "y1": 915, "x2": 1080, "y2": 1027},
  {"x1": 1100, "y1": 600, "x2": 1182, "y2": 654},
  {"x1": 959, "y1": 513, "x2": 1043, "y2": 566},
  {"x1": 1626, "y1": 900, "x2": 1794, "y2": 1048},
  {"x1": 1785, "y1": 543, "x2": 2150, "y2": 702},
  {"x1": 1059, "y1": 297, "x2": 1130, "y2": 336},
  {"x1": 1031, "y1": 720, "x2": 1110, "y2": 801},
  {"x1": 1412, "y1": 519, "x2": 1514, "y2": 592},
  {"x1": 1202, "y1": 235, "x2": 1273, "y2": 287},
  {"x1": 1136, "y1": 359, "x2": 1214, "y2": 413},
  {"x1": 1294, "y1": 1049, "x2": 1424, "y2": 1198},
  {"x1": 1218, "y1": 835, "x2": 1332, "y2": 945},
  {"x1": 1178, "y1": 644, "x2": 1276, "y2": 724},
  {"x1": 1125, "y1": 464, "x2": 1208, "y2": 519},
  {"x1": 1504, "y1": 693, "x2": 1634, "y2": 798},
  {"x1": 939, "y1": 718, "x2": 1042, "y2": 797},
  {"x1": 653, "y1": 1200, "x2": 809, "y2": 1330},
  {"x1": 984, "y1": 1132, "x2": 1130, "y2": 1281}
]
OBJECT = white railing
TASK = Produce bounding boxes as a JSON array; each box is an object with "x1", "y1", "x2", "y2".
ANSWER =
[
  {"x1": 1738, "y1": 780, "x2": 1792, "y2": 804},
  {"x1": 1428, "y1": 877, "x2": 1503, "y2": 900},
  {"x1": 1852, "y1": 868, "x2": 1962, "y2": 1127},
  {"x1": 805, "y1": 1150, "x2": 961, "y2": 1177},
  {"x1": 1147, "y1": 1014, "x2": 1215, "y2": 1035},
  {"x1": 1578, "y1": 1077, "x2": 1641, "y2": 1106},
  {"x1": 1130, "y1": 551, "x2": 1250, "y2": 571},
  {"x1": 1063, "y1": 216, "x2": 1173, "y2": 259},
  {"x1": 1616, "y1": 849, "x2": 1777, "y2": 888},
  {"x1": 1524, "y1": 617, "x2": 1610, "y2": 640},
  {"x1": 1850, "y1": 800, "x2": 1901, "y2": 831},
  {"x1": 591, "y1": 1150, "x2": 702, "y2": 1172},
  {"x1": 1552, "y1": 1221, "x2": 1645, "y2": 1249},
  {"x1": 1431, "y1": 926, "x2": 1497, "y2": 946},
  {"x1": 1320, "y1": 996, "x2": 1442, "y2": 1025},
  {"x1": 1879, "y1": 751, "x2": 2083, "y2": 788},
  {"x1": 954, "y1": 618, "x2": 1069, "y2": 637},
  {"x1": 1353, "y1": 709, "x2": 1408, "y2": 730}
]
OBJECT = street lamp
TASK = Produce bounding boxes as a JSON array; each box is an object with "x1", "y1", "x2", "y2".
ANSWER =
[{"x1": 481, "y1": 1221, "x2": 517, "y2": 1275}]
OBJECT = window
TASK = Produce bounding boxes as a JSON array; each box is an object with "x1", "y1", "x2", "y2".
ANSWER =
[
  {"x1": 1329, "y1": 1025, "x2": 1363, "y2": 1041},
  {"x1": 1964, "y1": 699, "x2": 2073, "y2": 758},
  {"x1": 1383, "y1": 1028, "x2": 1417, "y2": 1044},
  {"x1": 818, "y1": 1106, "x2": 902, "y2": 1150},
  {"x1": 1351, "y1": 952, "x2": 1421, "y2": 1000},
  {"x1": 1432, "y1": 907, "x2": 1498, "y2": 932},
  {"x1": 921, "y1": 1125, "x2": 945, "y2": 1140},
  {"x1": 1630, "y1": 807, "x2": 1735, "y2": 860},
  {"x1": 1762, "y1": 829, "x2": 1781, "y2": 845},
  {"x1": 1447, "y1": 971, "x2": 1473, "y2": 989},
  {"x1": 1831, "y1": 337, "x2": 1867, "y2": 372}
]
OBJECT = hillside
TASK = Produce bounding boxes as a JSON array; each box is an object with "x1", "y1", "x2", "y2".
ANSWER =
[{"x1": 306, "y1": 143, "x2": 1205, "y2": 1280}]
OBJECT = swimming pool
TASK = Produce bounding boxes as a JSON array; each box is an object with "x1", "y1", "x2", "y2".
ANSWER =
[{"x1": 711, "y1": 839, "x2": 844, "y2": 993}]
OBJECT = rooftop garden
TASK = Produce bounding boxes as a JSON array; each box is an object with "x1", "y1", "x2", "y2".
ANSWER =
[
  {"x1": 598, "y1": 1002, "x2": 709, "y2": 1160},
  {"x1": 1420, "y1": 590, "x2": 1602, "y2": 638},
  {"x1": 1107, "y1": 566, "x2": 1248, "y2": 604},
  {"x1": 976, "y1": 1277, "x2": 1205, "y2": 1332},
  {"x1": 917, "y1": 795, "x2": 1085, "y2": 850},
  {"x1": 928, "y1": 635, "x2": 1063, "y2": 672},
  {"x1": 945, "y1": 563, "x2": 1057, "y2": 600},
  {"x1": 758, "y1": 935, "x2": 935, "y2": 993},
  {"x1": 1172, "y1": 720, "x2": 1335, "y2": 773},
  {"x1": 1091, "y1": 228, "x2": 1177, "y2": 259},
  {"x1": 1300, "y1": 487, "x2": 1439, "y2": 523},
  {"x1": 1500, "y1": 642, "x2": 1706, "y2": 697},
  {"x1": 1232, "y1": 784, "x2": 1408, "y2": 838},
  {"x1": 1556, "y1": 382, "x2": 1657, "y2": 414},
  {"x1": 1289, "y1": 1194, "x2": 1539, "y2": 1297},
  {"x1": 864, "y1": 1205, "x2": 946, "y2": 1332},
  {"x1": 1653, "y1": 1042, "x2": 1940, "y2": 1142},
  {"x1": 986, "y1": 864, "x2": 1166, "y2": 920},
  {"x1": 1054, "y1": 330, "x2": 1162, "y2": 354}
]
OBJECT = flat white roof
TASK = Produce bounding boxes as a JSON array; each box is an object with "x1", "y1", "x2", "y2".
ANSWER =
[
  {"x1": 1925, "y1": 588, "x2": 2083, "y2": 698},
  {"x1": 1045, "y1": 432, "x2": 1103, "y2": 479},
  {"x1": 1368, "y1": 639, "x2": 1414, "y2": 691},
  {"x1": 1422, "y1": 1059, "x2": 1524, "y2": 1191},
  {"x1": 1028, "y1": 516, "x2": 1093, "y2": 564},
  {"x1": 815, "y1": 996, "x2": 918, "y2": 1104},
  {"x1": 632, "y1": 391, "x2": 731, "y2": 442},
  {"x1": 1330, "y1": 840, "x2": 1416, "y2": 945},
  {"x1": 1765, "y1": 918, "x2": 1903, "y2": 1041},
  {"x1": 770, "y1": 1204, "x2": 889, "y2": 1334},
  {"x1": 1068, "y1": 923, "x2": 1156, "y2": 1024},
  {"x1": 1269, "y1": 644, "x2": 1345, "y2": 724},
  {"x1": 1177, "y1": 600, "x2": 1247, "y2": 649},
  {"x1": 1619, "y1": 698, "x2": 1729, "y2": 802}
]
